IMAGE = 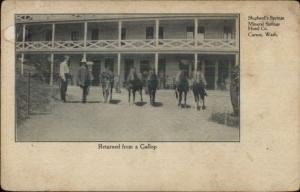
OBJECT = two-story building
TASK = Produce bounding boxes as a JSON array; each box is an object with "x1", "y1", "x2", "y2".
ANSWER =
[{"x1": 15, "y1": 14, "x2": 239, "y2": 90}]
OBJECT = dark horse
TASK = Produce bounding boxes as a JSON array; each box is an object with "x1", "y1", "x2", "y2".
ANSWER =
[
  {"x1": 192, "y1": 71, "x2": 207, "y2": 110},
  {"x1": 127, "y1": 68, "x2": 143, "y2": 104},
  {"x1": 147, "y1": 69, "x2": 158, "y2": 105},
  {"x1": 175, "y1": 69, "x2": 189, "y2": 107}
]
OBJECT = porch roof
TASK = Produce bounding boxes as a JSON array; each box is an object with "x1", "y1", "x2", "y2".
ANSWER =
[{"x1": 16, "y1": 14, "x2": 239, "y2": 24}]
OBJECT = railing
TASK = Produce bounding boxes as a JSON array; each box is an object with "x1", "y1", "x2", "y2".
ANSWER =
[
  {"x1": 16, "y1": 39, "x2": 237, "y2": 51},
  {"x1": 158, "y1": 39, "x2": 194, "y2": 48},
  {"x1": 54, "y1": 41, "x2": 85, "y2": 49},
  {"x1": 121, "y1": 39, "x2": 155, "y2": 49},
  {"x1": 86, "y1": 40, "x2": 118, "y2": 49},
  {"x1": 197, "y1": 39, "x2": 236, "y2": 49}
]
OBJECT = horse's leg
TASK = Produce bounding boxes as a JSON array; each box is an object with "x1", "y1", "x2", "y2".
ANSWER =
[
  {"x1": 184, "y1": 91, "x2": 187, "y2": 107},
  {"x1": 202, "y1": 96, "x2": 206, "y2": 110},
  {"x1": 140, "y1": 88, "x2": 143, "y2": 102},
  {"x1": 133, "y1": 89, "x2": 136, "y2": 103},
  {"x1": 110, "y1": 85, "x2": 113, "y2": 102},
  {"x1": 128, "y1": 89, "x2": 131, "y2": 103},
  {"x1": 153, "y1": 89, "x2": 156, "y2": 104},
  {"x1": 178, "y1": 90, "x2": 182, "y2": 107}
]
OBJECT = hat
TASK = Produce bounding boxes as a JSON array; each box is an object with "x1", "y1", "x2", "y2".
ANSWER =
[{"x1": 64, "y1": 55, "x2": 70, "y2": 60}]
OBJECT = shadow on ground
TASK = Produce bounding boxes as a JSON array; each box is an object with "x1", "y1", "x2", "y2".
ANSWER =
[
  {"x1": 135, "y1": 101, "x2": 147, "y2": 106},
  {"x1": 152, "y1": 102, "x2": 163, "y2": 107},
  {"x1": 109, "y1": 99, "x2": 121, "y2": 104}
]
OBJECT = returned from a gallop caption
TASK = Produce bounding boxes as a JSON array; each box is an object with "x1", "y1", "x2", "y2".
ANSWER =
[{"x1": 98, "y1": 143, "x2": 158, "y2": 151}]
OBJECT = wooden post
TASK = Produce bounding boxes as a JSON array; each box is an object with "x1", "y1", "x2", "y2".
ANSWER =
[
  {"x1": 155, "y1": 53, "x2": 158, "y2": 75},
  {"x1": 21, "y1": 24, "x2": 26, "y2": 75},
  {"x1": 117, "y1": 53, "x2": 121, "y2": 76},
  {"x1": 235, "y1": 53, "x2": 239, "y2": 66},
  {"x1": 20, "y1": 53, "x2": 24, "y2": 75},
  {"x1": 50, "y1": 54, "x2": 54, "y2": 86},
  {"x1": 155, "y1": 19, "x2": 159, "y2": 47},
  {"x1": 84, "y1": 22, "x2": 87, "y2": 48},
  {"x1": 27, "y1": 72, "x2": 31, "y2": 116},
  {"x1": 235, "y1": 16, "x2": 239, "y2": 50},
  {"x1": 194, "y1": 18, "x2": 198, "y2": 47},
  {"x1": 22, "y1": 24, "x2": 26, "y2": 46},
  {"x1": 194, "y1": 53, "x2": 198, "y2": 74},
  {"x1": 118, "y1": 20, "x2": 122, "y2": 47},
  {"x1": 214, "y1": 60, "x2": 219, "y2": 90},
  {"x1": 52, "y1": 23, "x2": 55, "y2": 48}
]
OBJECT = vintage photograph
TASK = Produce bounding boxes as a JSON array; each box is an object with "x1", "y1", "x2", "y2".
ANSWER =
[{"x1": 15, "y1": 14, "x2": 240, "y2": 142}]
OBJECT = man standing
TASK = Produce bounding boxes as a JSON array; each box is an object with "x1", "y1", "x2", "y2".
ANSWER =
[
  {"x1": 77, "y1": 61, "x2": 92, "y2": 103},
  {"x1": 59, "y1": 55, "x2": 70, "y2": 102}
]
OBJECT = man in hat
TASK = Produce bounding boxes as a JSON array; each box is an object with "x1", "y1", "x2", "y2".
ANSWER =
[
  {"x1": 77, "y1": 61, "x2": 92, "y2": 103},
  {"x1": 59, "y1": 55, "x2": 70, "y2": 102}
]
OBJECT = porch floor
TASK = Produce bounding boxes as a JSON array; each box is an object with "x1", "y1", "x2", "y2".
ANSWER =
[{"x1": 17, "y1": 86, "x2": 239, "y2": 142}]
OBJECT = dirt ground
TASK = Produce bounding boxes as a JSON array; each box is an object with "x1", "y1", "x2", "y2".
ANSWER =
[{"x1": 17, "y1": 86, "x2": 239, "y2": 141}]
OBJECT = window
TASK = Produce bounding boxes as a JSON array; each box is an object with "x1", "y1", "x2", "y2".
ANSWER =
[
  {"x1": 146, "y1": 27, "x2": 154, "y2": 39},
  {"x1": 186, "y1": 26, "x2": 194, "y2": 39},
  {"x1": 224, "y1": 26, "x2": 232, "y2": 39},
  {"x1": 159, "y1": 27, "x2": 164, "y2": 39},
  {"x1": 25, "y1": 28, "x2": 32, "y2": 41},
  {"x1": 44, "y1": 29, "x2": 52, "y2": 41},
  {"x1": 71, "y1": 31, "x2": 79, "y2": 41},
  {"x1": 198, "y1": 26, "x2": 205, "y2": 39},
  {"x1": 121, "y1": 28, "x2": 126, "y2": 40},
  {"x1": 91, "y1": 29, "x2": 99, "y2": 40}
]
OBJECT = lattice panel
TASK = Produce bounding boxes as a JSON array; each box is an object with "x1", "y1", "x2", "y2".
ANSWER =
[
  {"x1": 86, "y1": 40, "x2": 118, "y2": 49},
  {"x1": 54, "y1": 41, "x2": 85, "y2": 49},
  {"x1": 159, "y1": 39, "x2": 195, "y2": 48},
  {"x1": 121, "y1": 40, "x2": 155, "y2": 49}
]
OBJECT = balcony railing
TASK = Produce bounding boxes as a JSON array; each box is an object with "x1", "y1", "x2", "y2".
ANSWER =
[{"x1": 16, "y1": 39, "x2": 237, "y2": 51}]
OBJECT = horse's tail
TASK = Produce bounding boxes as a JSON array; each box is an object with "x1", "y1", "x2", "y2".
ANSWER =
[{"x1": 175, "y1": 88, "x2": 178, "y2": 99}]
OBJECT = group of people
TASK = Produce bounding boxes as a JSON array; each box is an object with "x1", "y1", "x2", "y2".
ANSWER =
[{"x1": 59, "y1": 55, "x2": 207, "y2": 110}]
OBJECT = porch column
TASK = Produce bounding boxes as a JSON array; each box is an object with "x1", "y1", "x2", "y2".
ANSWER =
[
  {"x1": 155, "y1": 19, "x2": 159, "y2": 47},
  {"x1": 50, "y1": 53, "x2": 54, "y2": 86},
  {"x1": 118, "y1": 20, "x2": 122, "y2": 47},
  {"x1": 235, "y1": 16, "x2": 239, "y2": 49},
  {"x1": 155, "y1": 52, "x2": 158, "y2": 74},
  {"x1": 194, "y1": 18, "x2": 198, "y2": 47},
  {"x1": 84, "y1": 21, "x2": 88, "y2": 48},
  {"x1": 214, "y1": 60, "x2": 219, "y2": 90},
  {"x1": 117, "y1": 53, "x2": 121, "y2": 76},
  {"x1": 21, "y1": 24, "x2": 26, "y2": 75},
  {"x1": 194, "y1": 53, "x2": 198, "y2": 74},
  {"x1": 20, "y1": 53, "x2": 24, "y2": 75},
  {"x1": 51, "y1": 23, "x2": 55, "y2": 48},
  {"x1": 235, "y1": 53, "x2": 239, "y2": 66}
]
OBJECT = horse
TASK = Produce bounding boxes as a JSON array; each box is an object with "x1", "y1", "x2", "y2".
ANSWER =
[
  {"x1": 175, "y1": 70, "x2": 189, "y2": 108},
  {"x1": 147, "y1": 70, "x2": 158, "y2": 105},
  {"x1": 127, "y1": 71, "x2": 143, "y2": 104},
  {"x1": 192, "y1": 71, "x2": 207, "y2": 110},
  {"x1": 100, "y1": 71, "x2": 114, "y2": 103}
]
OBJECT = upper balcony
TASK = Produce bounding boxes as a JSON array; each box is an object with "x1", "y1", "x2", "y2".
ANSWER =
[{"x1": 16, "y1": 18, "x2": 238, "y2": 52}]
